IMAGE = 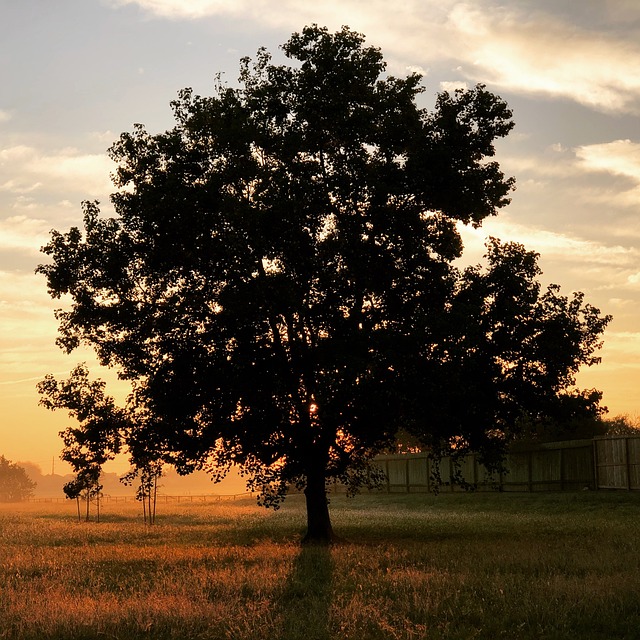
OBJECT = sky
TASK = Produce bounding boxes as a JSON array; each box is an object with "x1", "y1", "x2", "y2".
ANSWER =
[{"x1": 2, "y1": 0, "x2": 640, "y2": 475}]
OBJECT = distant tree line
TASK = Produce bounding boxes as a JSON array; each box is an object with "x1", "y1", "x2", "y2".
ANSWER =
[{"x1": 0, "y1": 456, "x2": 36, "y2": 502}]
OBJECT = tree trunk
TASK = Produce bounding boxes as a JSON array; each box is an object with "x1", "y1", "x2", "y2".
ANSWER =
[
  {"x1": 302, "y1": 470, "x2": 336, "y2": 544},
  {"x1": 152, "y1": 474, "x2": 158, "y2": 525}
]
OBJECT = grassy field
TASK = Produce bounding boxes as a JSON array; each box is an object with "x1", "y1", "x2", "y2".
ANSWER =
[{"x1": 1, "y1": 491, "x2": 639, "y2": 640}]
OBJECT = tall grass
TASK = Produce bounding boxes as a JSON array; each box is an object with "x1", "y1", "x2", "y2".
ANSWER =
[{"x1": 1, "y1": 491, "x2": 639, "y2": 639}]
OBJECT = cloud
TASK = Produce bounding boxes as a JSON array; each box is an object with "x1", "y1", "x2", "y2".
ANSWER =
[
  {"x1": 439, "y1": 80, "x2": 469, "y2": 93},
  {"x1": 0, "y1": 110, "x2": 12, "y2": 123},
  {"x1": 573, "y1": 140, "x2": 640, "y2": 207},
  {"x1": 0, "y1": 272, "x2": 58, "y2": 364},
  {"x1": 0, "y1": 145, "x2": 113, "y2": 198},
  {"x1": 461, "y1": 218, "x2": 640, "y2": 268},
  {"x1": 575, "y1": 140, "x2": 640, "y2": 181},
  {"x1": 107, "y1": 0, "x2": 244, "y2": 19},
  {"x1": 447, "y1": 4, "x2": 640, "y2": 114},
  {"x1": 493, "y1": 140, "x2": 640, "y2": 215},
  {"x1": 0, "y1": 180, "x2": 43, "y2": 195},
  {"x1": 106, "y1": 1, "x2": 640, "y2": 114},
  {"x1": 0, "y1": 216, "x2": 50, "y2": 254},
  {"x1": 0, "y1": 270, "x2": 52, "y2": 306}
]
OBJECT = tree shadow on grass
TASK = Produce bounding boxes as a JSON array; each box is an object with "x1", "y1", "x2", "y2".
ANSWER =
[{"x1": 277, "y1": 544, "x2": 334, "y2": 640}]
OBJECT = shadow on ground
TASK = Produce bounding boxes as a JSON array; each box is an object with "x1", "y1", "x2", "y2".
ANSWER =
[{"x1": 277, "y1": 544, "x2": 334, "y2": 640}]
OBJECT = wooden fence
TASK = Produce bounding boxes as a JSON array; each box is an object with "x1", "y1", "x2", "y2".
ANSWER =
[
  {"x1": 26, "y1": 437, "x2": 640, "y2": 502},
  {"x1": 594, "y1": 436, "x2": 640, "y2": 490},
  {"x1": 366, "y1": 436, "x2": 640, "y2": 493}
]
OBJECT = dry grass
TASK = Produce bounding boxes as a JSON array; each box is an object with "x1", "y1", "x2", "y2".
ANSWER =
[{"x1": 1, "y1": 491, "x2": 639, "y2": 639}]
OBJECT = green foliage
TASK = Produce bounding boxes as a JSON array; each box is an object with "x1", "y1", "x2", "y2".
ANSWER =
[{"x1": 0, "y1": 456, "x2": 36, "y2": 502}]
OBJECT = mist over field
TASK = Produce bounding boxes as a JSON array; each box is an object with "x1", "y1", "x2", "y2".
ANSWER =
[{"x1": 19, "y1": 462, "x2": 246, "y2": 498}]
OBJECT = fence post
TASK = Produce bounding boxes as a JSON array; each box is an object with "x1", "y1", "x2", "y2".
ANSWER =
[
  {"x1": 593, "y1": 440, "x2": 599, "y2": 490},
  {"x1": 625, "y1": 437, "x2": 632, "y2": 491}
]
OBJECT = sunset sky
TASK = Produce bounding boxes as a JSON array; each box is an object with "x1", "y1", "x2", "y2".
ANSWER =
[{"x1": 2, "y1": 0, "x2": 640, "y2": 474}]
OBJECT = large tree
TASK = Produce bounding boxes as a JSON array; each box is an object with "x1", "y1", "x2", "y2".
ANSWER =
[{"x1": 38, "y1": 26, "x2": 608, "y2": 542}]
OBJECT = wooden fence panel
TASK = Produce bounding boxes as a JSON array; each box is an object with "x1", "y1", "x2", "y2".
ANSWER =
[
  {"x1": 531, "y1": 449, "x2": 561, "y2": 491},
  {"x1": 562, "y1": 445, "x2": 595, "y2": 490},
  {"x1": 502, "y1": 452, "x2": 530, "y2": 491},
  {"x1": 596, "y1": 437, "x2": 628, "y2": 489},
  {"x1": 407, "y1": 457, "x2": 429, "y2": 491},
  {"x1": 595, "y1": 436, "x2": 640, "y2": 490},
  {"x1": 386, "y1": 457, "x2": 409, "y2": 492},
  {"x1": 629, "y1": 438, "x2": 640, "y2": 490}
]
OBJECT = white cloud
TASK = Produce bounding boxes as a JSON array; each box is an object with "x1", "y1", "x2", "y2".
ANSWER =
[
  {"x1": 575, "y1": 140, "x2": 640, "y2": 181},
  {"x1": 0, "y1": 145, "x2": 113, "y2": 198},
  {"x1": 406, "y1": 65, "x2": 428, "y2": 76},
  {"x1": 28, "y1": 149, "x2": 113, "y2": 195},
  {"x1": 492, "y1": 141, "x2": 640, "y2": 212},
  {"x1": 90, "y1": 131, "x2": 117, "y2": 144},
  {"x1": 498, "y1": 149, "x2": 578, "y2": 180},
  {"x1": 447, "y1": 4, "x2": 640, "y2": 114},
  {"x1": 0, "y1": 179, "x2": 42, "y2": 194},
  {"x1": 106, "y1": 1, "x2": 640, "y2": 114},
  {"x1": 573, "y1": 140, "x2": 640, "y2": 208},
  {"x1": 459, "y1": 217, "x2": 640, "y2": 270},
  {"x1": 0, "y1": 110, "x2": 12, "y2": 123},
  {"x1": 439, "y1": 80, "x2": 468, "y2": 93},
  {"x1": 0, "y1": 146, "x2": 34, "y2": 163},
  {"x1": 0, "y1": 216, "x2": 50, "y2": 253},
  {"x1": 107, "y1": 0, "x2": 243, "y2": 19}
]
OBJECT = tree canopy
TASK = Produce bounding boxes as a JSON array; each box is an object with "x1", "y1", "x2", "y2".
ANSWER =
[{"x1": 38, "y1": 25, "x2": 610, "y2": 542}]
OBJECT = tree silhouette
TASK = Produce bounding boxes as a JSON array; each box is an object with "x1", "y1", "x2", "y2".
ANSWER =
[
  {"x1": 405, "y1": 238, "x2": 611, "y2": 475},
  {"x1": 0, "y1": 456, "x2": 36, "y2": 502},
  {"x1": 38, "y1": 364, "x2": 125, "y2": 521},
  {"x1": 121, "y1": 458, "x2": 164, "y2": 525},
  {"x1": 38, "y1": 25, "x2": 609, "y2": 542}
]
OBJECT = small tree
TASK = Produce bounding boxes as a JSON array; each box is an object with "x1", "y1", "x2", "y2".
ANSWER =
[
  {"x1": 37, "y1": 364, "x2": 125, "y2": 521},
  {"x1": 0, "y1": 456, "x2": 36, "y2": 502},
  {"x1": 121, "y1": 459, "x2": 163, "y2": 525},
  {"x1": 60, "y1": 460, "x2": 102, "y2": 523},
  {"x1": 119, "y1": 390, "x2": 168, "y2": 524}
]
